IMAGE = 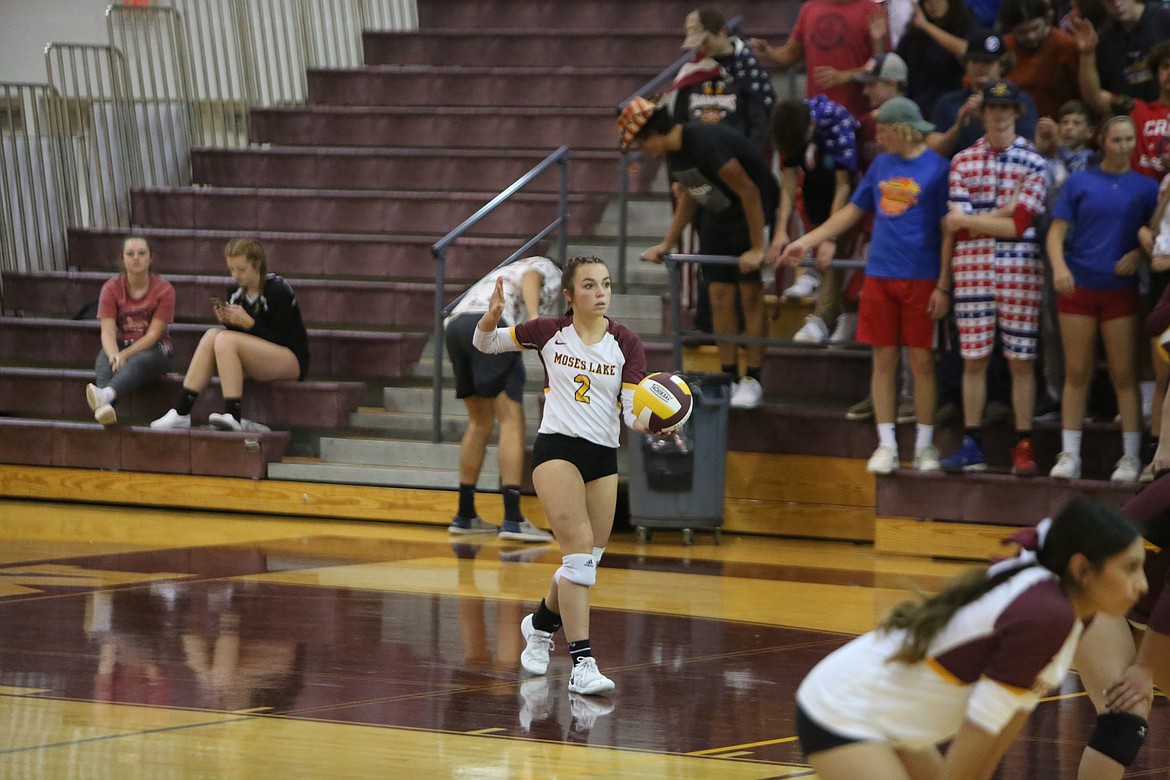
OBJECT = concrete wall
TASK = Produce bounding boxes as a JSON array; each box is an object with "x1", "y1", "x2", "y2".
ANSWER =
[{"x1": 0, "y1": 0, "x2": 110, "y2": 84}]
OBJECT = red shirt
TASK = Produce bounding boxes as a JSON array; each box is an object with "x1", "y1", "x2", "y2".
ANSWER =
[
  {"x1": 790, "y1": 0, "x2": 877, "y2": 120},
  {"x1": 96, "y1": 272, "x2": 175, "y2": 349},
  {"x1": 1004, "y1": 28, "x2": 1080, "y2": 120},
  {"x1": 1131, "y1": 98, "x2": 1170, "y2": 180}
]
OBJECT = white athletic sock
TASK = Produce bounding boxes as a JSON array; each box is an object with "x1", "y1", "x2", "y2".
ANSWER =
[
  {"x1": 915, "y1": 424, "x2": 934, "y2": 451},
  {"x1": 877, "y1": 423, "x2": 896, "y2": 448},
  {"x1": 1123, "y1": 431, "x2": 1141, "y2": 460},
  {"x1": 1061, "y1": 429, "x2": 1082, "y2": 455}
]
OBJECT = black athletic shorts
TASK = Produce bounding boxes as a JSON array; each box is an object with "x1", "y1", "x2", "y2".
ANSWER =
[
  {"x1": 531, "y1": 432, "x2": 618, "y2": 483},
  {"x1": 445, "y1": 313, "x2": 525, "y2": 402},
  {"x1": 698, "y1": 228, "x2": 764, "y2": 285},
  {"x1": 795, "y1": 703, "x2": 862, "y2": 758}
]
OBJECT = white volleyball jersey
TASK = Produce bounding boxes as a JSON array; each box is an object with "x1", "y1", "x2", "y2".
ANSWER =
[
  {"x1": 474, "y1": 314, "x2": 646, "y2": 448},
  {"x1": 796, "y1": 565, "x2": 1082, "y2": 749}
]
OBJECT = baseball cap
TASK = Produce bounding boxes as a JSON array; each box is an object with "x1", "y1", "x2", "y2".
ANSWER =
[
  {"x1": 982, "y1": 79, "x2": 1022, "y2": 106},
  {"x1": 853, "y1": 52, "x2": 909, "y2": 83},
  {"x1": 682, "y1": 9, "x2": 720, "y2": 49},
  {"x1": 617, "y1": 96, "x2": 658, "y2": 152},
  {"x1": 874, "y1": 96, "x2": 935, "y2": 132},
  {"x1": 966, "y1": 30, "x2": 1005, "y2": 60}
]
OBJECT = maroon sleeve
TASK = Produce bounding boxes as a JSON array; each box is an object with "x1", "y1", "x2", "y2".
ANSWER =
[
  {"x1": 611, "y1": 320, "x2": 647, "y2": 385},
  {"x1": 513, "y1": 316, "x2": 566, "y2": 350},
  {"x1": 96, "y1": 277, "x2": 120, "y2": 320},
  {"x1": 984, "y1": 580, "x2": 1077, "y2": 690}
]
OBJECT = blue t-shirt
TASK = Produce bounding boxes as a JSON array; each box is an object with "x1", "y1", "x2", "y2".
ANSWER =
[
  {"x1": 851, "y1": 149, "x2": 951, "y2": 279},
  {"x1": 1052, "y1": 166, "x2": 1158, "y2": 291}
]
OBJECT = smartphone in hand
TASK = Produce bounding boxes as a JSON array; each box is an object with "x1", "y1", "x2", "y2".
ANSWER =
[{"x1": 210, "y1": 297, "x2": 225, "y2": 309}]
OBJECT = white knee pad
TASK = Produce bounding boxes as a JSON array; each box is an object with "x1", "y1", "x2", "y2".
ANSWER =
[
  {"x1": 554, "y1": 553, "x2": 597, "y2": 587},
  {"x1": 592, "y1": 546, "x2": 605, "y2": 563}
]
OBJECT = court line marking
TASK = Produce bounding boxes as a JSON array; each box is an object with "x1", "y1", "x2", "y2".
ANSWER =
[
  {"x1": 689, "y1": 735, "x2": 799, "y2": 756},
  {"x1": 0, "y1": 709, "x2": 256, "y2": 756}
]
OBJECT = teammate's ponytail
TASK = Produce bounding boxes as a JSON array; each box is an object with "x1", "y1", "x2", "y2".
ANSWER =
[{"x1": 879, "y1": 497, "x2": 1139, "y2": 663}]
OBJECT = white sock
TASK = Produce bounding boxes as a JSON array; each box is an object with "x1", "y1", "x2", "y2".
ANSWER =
[
  {"x1": 104, "y1": 387, "x2": 116, "y2": 403},
  {"x1": 877, "y1": 423, "x2": 897, "y2": 448},
  {"x1": 1061, "y1": 430, "x2": 1082, "y2": 456},
  {"x1": 915, "y1": 424, "x2": 934, "y2": 451},
  {"x1": 1123, "y1": 432, "x2": 1141, "y2": 460}
]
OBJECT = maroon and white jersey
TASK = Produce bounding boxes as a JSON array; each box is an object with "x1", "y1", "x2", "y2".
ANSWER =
[
  {"x1": 797, "y1": 565, "x2": 1082, "y2": 748},
  {"x1": 473, "y1": 315, "x2": 646, "y2": 449}
]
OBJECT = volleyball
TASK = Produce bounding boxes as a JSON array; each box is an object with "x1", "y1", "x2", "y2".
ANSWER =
[{"x1": 633, "y1": 372, "x2": 693, "y2": 433}]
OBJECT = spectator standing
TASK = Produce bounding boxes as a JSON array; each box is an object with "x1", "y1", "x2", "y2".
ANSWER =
[
  {"x1": 1000, "y1": 0, "x2": 1083, "y2": 120},
  {"x1": 151, "y1": 238, "x2": 308, "y2": 432},
  {"x1": 1047, "y1": 115, "x2": 1158, "y2": 481},
  {"x1": 444, "y1": 256, "x2": 561, "y2": 542},
  {"x1": 780, "y1": 97, "x2": 951, "y2": 475},
  {"x1": 1031, "y1": 100, "x2": 1098, "y2": 421},
  {"x1": 747, "y1": 0, "x2": 884, "y2": 121},
  {"x1": 1086, "y1": 0, "x2": 1170, "y2": 105},
  {"x1": 939, "y1": 80, "x2": 1048, "y2": 476},
  {"x1": 672, "y1": 8, "x2": 776, "y2": 155},
  {"x1": 895, "y1": 0, "x2": 971, "y2": 120},
  {"x1": 630, "y1": 99, "x2": 778, "y2": 410},
  {"x1": 86, "y1": 236, "x2": 175, "y2": 426},
  {"x1": 929, "y1": 30, "x2": 1040, "y2": 158},
  {"x1": 771, "y1": 96, "x2": 860, "y2": 345}
]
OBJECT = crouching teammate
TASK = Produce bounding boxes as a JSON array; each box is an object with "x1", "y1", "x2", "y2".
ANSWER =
[
  {"x1": 473, "y1": 256, "x2": 651, "y2": 695},
  {"x1": 1075, "y1": 477, "x2": 1170, "y2": 779},
  {"x1": 796, "y1": 498, "x2": 1147, "y2": 779}
]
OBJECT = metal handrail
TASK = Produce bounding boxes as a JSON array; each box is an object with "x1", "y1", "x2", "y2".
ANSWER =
[
  {"x1": 660, "y1": 252, "x2": 866, "y2": 370},
  {"x1": 428, "y1": 145, "x2": 571, "y2": 443}
]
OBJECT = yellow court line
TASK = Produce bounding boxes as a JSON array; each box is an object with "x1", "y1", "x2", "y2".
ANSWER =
[
  {"x1": 689, "y1": 735, "x2": 800, "y2": 756},
  {"x1": 0, "y1": 686, "x2": 50, "y2": 695}
]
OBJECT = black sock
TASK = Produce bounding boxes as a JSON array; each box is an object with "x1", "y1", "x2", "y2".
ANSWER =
[
  {"x1": 175, "y1": 388, "x2": 199, "y2": 416},
  {"x1": 721, "y1": 364, "x2": 737, "y2": 377},
  {"x1": 224, "y1": 398, "x2": 242, "y2": 420},
  {"x1": 457, "y1": 483, "x2": 477, "y2": 519},
  {"x1": 568, "y1": 639, "x2": 592, "y2": 666},
  {"x1": 532, "y1": 599, "x2": 562, "y2": 634},
  {"x1": 502, "y1": 485, "x2": 522, "y2": 523},
  {"x1": 964, "y1": 426, "x2": 982, "y2": 446},
  {"x1": 746, "y1": 366, "x2": 762, "y2": 382},
  {"x1": 1014, "y1": 430, "x2": 1031, "y2": 444}
]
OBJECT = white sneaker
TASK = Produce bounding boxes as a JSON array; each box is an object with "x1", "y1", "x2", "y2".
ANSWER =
[
  {"x1": 783, "y1": 271, "x2": 820, "y2": 300},
  {"x1": 913, "y1": 445, "x2": 941, "y2": 472},
  {"x1": 208, "y1": 413, "x2": 243, "y2": 431},
  {"x1": 240, "y1": 418, "x2": 271, "y2": 432},
  {"x1": 1049, "y1": 451, "x2": 1081, "y2": 480},
  {"x1": 792, "y1": 314, "x2": 829, "y2": 344},
  {"x1": 867, "y1": 445, "x2": 899, "y2": 474},
  {"x1": 85, "y1": 383, "x2": 111, "y2": 411},
  {"x1": 829, "y1": 312, "x2": 858, "y2": 345},
  {"x1": 499, "y1": 518, "x2": 553, "y2": 542},
  {"x1": 150, "y1": 409, "x2": 191, "y2": 429},
  {"x1": 729, "y1": 376, "x2": 763, "y2": 409},
  {"x1": 519, "y1": 614, "x2": 554, "y2": 675},
  {"x1": 1111, "y1": 454, "x2": 1141, "y2": 482},
  {"x1": 568, "y1": 656, "x2": 615, "y2": 695},
  {"x1": 93, "y1": 403, "x2": 117, "y2": 426}
]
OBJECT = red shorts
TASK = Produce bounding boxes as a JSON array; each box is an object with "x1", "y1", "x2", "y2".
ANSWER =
[
  {"x1": 1056, "y1": 286, "x2": 1139, "y2": 323},
  {"x1": 857, "y1": 276, "x2": 936, "y2": 349}
]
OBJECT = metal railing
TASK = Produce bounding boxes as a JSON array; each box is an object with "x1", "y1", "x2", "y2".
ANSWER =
[
  {"x1": 660, "y1": 252, "x2": 866, "y2": 370},
  {"x1": 428, "y1": 146, "x2": 571, "y2": 444},
  {"x1": 1, "y1": 0, "x2": 418, "y2": 277}
]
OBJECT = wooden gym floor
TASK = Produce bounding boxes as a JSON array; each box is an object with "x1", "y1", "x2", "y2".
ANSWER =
[{"x1": 0, "y1": 498, "x2": 1166, "y2": 778}]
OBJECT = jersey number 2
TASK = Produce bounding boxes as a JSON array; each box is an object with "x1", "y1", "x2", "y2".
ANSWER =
[{"x1": 574, "y1": 374, "x2": 591, "y2": 404}]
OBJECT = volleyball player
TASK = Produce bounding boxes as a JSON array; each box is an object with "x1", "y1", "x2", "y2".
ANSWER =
[
  {"x1": 795, "y1": 498, "x2": 1147, "y2": 779},
  {"x1": 1074, "y1": 479, "x2": 1170, "y2": 778},
  {"x1": 472, "y1": 256, "x2": 652, "y2": 695}
]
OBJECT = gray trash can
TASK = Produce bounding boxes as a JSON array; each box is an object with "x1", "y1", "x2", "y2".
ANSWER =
[{"x1": 627, "y1": 373, "x2": 731, "y2": 545}]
